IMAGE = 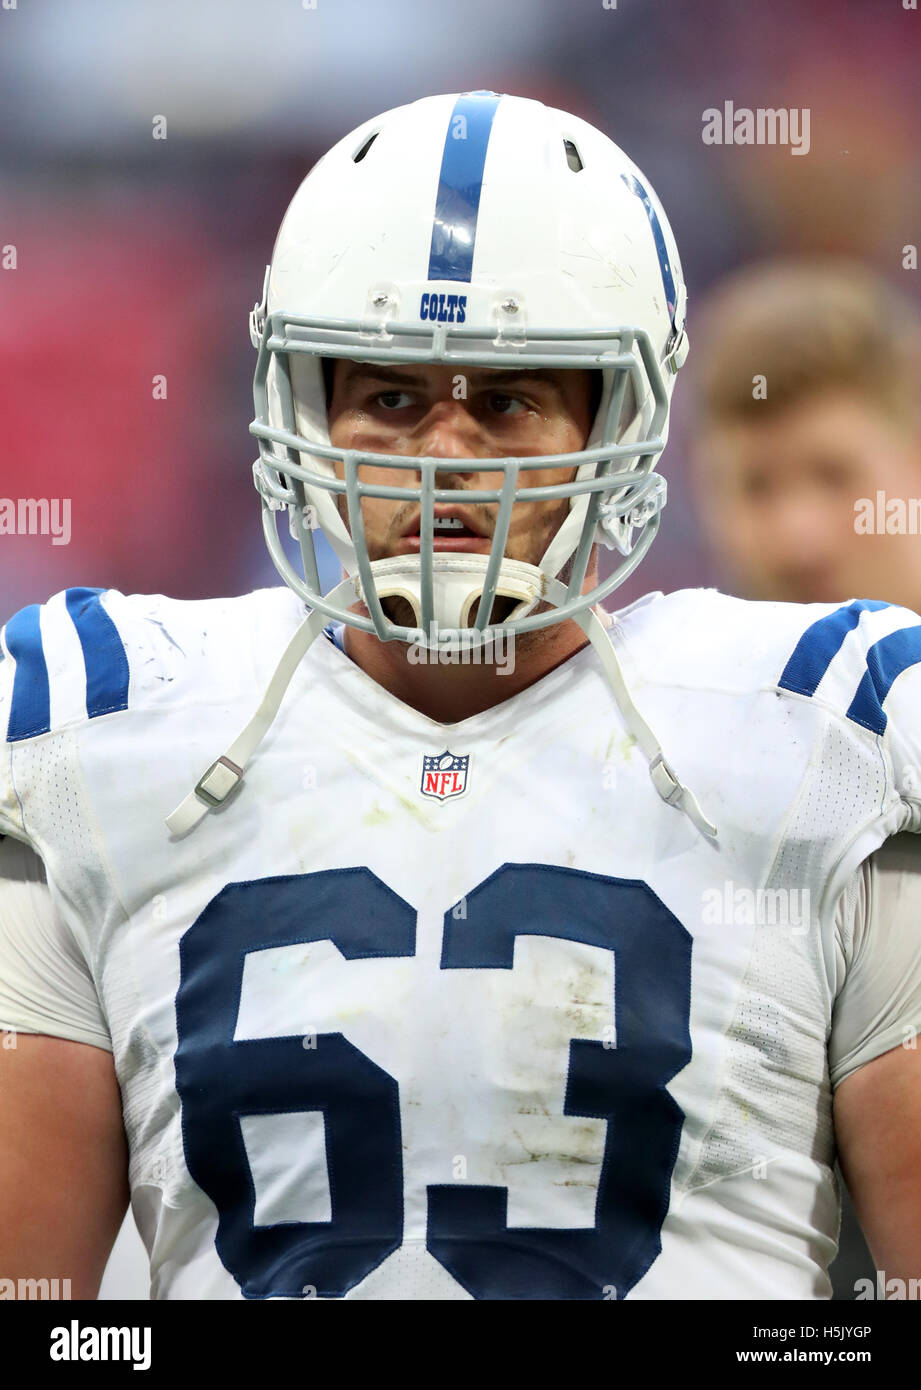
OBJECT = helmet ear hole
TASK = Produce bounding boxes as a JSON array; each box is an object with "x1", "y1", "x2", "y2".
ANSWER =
[
  {"x1": 563, "y1": 139, "x2": 584, "y2": 173},
  {"x1": 352, "y1": 130, "x2": 379, "y2": 163}
]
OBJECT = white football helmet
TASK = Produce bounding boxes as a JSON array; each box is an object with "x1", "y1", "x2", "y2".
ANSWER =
[
  {"x1": 249, "y1": 89, "x2": 689, "y2": 645},
  {"x1": 168, "y1": 93, "x2": 714, "y2": 838}
]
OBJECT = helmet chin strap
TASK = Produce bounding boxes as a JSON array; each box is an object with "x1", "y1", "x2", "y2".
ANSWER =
[
  {"x1": 165, "y1": 565, "x2": 718, "y2": 843},
  {"x1": 353, "y1": 553, "x2": 545, "y2": 633},
  {"x1": 569, "y1": 600, "x2": 718, "y2": 842}
]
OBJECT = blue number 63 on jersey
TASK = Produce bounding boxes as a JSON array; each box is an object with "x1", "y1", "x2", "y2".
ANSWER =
[{"x1": 174, "y1": 863, "x2": 692, "y2": 1300}]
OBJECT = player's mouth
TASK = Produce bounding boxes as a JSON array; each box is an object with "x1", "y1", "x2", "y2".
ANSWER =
[{"x1": 397, "y1": 505, "x2": 493, "y2": 554}]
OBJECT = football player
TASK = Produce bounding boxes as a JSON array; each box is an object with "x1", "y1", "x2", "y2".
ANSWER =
[{"x1": 1, "y1": 91, "x2": 920, "y2": 1300}]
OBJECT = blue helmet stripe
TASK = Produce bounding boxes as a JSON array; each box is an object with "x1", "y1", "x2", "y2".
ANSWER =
[
  {"x1": 65, "y1": 587, "x2": 130, "y2": 720},
  {"x1": 621, "y1": 172, "x2": 679, "y2": 327},
  {"x1": 778, "y1": 599, "x2": 890, "y2": 697},
  {"x1": 427, "y1": 91, "x2": 501, "y2": 283},
  {"x1": 846, "y1": 625, "x2": 921, "y2": 735},
  {"x1": 5, "y1": 605, "x2": 50, "y2": 741}
]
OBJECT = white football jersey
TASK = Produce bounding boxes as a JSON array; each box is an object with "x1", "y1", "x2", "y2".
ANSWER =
[{"x1": 2, "y1": 583, "x2": 921, "y2": 1300}]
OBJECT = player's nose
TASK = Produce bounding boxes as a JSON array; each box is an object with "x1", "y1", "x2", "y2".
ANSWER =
[{"x1": 410, "y1": 399, "x2": 490, "y2": 477}]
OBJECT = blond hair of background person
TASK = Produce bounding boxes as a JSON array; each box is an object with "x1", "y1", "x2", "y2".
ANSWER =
[{"x1": 690, "y1": 260, "x2": 921, "y2": 612}]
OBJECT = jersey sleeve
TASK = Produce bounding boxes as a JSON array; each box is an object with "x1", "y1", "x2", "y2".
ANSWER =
[
  {"x1": 0, "y1": 595, "x2": 112, "y2": 1048},
  {"x1": 0, "y1": 586, "x2": 137, "y2": 843},
  {"x1": 861, "y1": 606, "x2": 921, "y2": 832},
  {"x1": 0, "y1": 633, "x2": 26, "y2": 841},
  {"x1": 0, "y1": 835, "x2": 111, "y2": 1050},
  {"x1": 829, "y1": 832, "x2": 921, "y2": 1089},
  {"x1": 775, "y1": 598, "x2": 921, "y2": 833}
]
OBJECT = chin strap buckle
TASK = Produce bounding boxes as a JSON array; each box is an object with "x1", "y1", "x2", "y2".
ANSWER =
[
  {"x1": 649, "y1": 752, "x2": 718, "y2": 840},
  {"x1": 166, "y1": 577, "x2": 360, "y2": 838},
  {"x1": 649, "y1": 752, "x2": 682, "y2": 806},
  {"x1": 194, "y1": 756, "x2": 244, "y2": 809},
  {"x1": 665, "y1": 326, "x2": 689, "y2": 373}
]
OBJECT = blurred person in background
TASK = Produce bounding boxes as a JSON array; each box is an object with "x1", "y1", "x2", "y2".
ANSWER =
[
  {"x1": 689, "y1": 259, "x2": 921, "y2": 1300},
  {"x1": 690, "y1": 261, "x2": 921, "y2": 612}
]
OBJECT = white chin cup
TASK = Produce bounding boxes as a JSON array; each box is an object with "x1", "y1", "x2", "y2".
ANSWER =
[{"x1": 353, "y1": 553, "x2": 546, "y2": 634}]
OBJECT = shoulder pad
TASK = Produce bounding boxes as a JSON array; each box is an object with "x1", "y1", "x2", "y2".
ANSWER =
[
  {"x1": 776, "y1": 597, "x2": 921, "y2": 738},
  {"x1": 1, "y1": 587, "x2": 130, "y2": 743}
]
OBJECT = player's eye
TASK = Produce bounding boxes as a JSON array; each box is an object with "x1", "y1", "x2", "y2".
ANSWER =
[
  {"x1": 740, "y1": 471, "x2": 772, "y2": 500},
  {"x1": 486, "y1": 392, "x2": 527, "y2": 415},
  {"x1": 375, "y1": 390, "x2": 414, "y2": 410},
  {"x1": 811, "y1": 458, "x2": 851, "y2": 490}
]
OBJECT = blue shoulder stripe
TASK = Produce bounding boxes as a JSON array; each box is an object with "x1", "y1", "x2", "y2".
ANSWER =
[
  {"x1": 777, "y1": 598, "x2": 921, "y2": 736},
  {"x1": 778, "y1": 599, "x2": 890, "y2": 697},
  {"x1": 846, "y1": 625, "x2": 921, "y2": 735},
  {"x1": 5, "y1": 605, "x2": 50, "y2": 741},
  {"x1": 4, "y1": 588, "x2": 130, "y2": 743},
  {"x1": 64, "y1": 587, "x2": 130, "y2": 719},
  {"x1": 427, "y1": 91, "x2": 501, "y2": 283}
]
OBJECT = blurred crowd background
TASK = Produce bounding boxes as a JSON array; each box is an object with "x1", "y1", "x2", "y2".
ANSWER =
[{"x1": 2, "y1": 0, "x2": 918, "y2": 1300}]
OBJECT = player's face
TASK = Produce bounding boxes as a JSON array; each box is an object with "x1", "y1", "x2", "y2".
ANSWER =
[
  {"x1": 326, "y1": 361, "x2": 594, "y2": 571},
  {"x1": 698, "y1": 391, "x2": 921, "y2": 608}
]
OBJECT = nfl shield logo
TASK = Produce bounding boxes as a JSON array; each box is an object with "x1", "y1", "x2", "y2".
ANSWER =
[{"x1": 421, "y1": 750, "x2": 470, "y2": 801}]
